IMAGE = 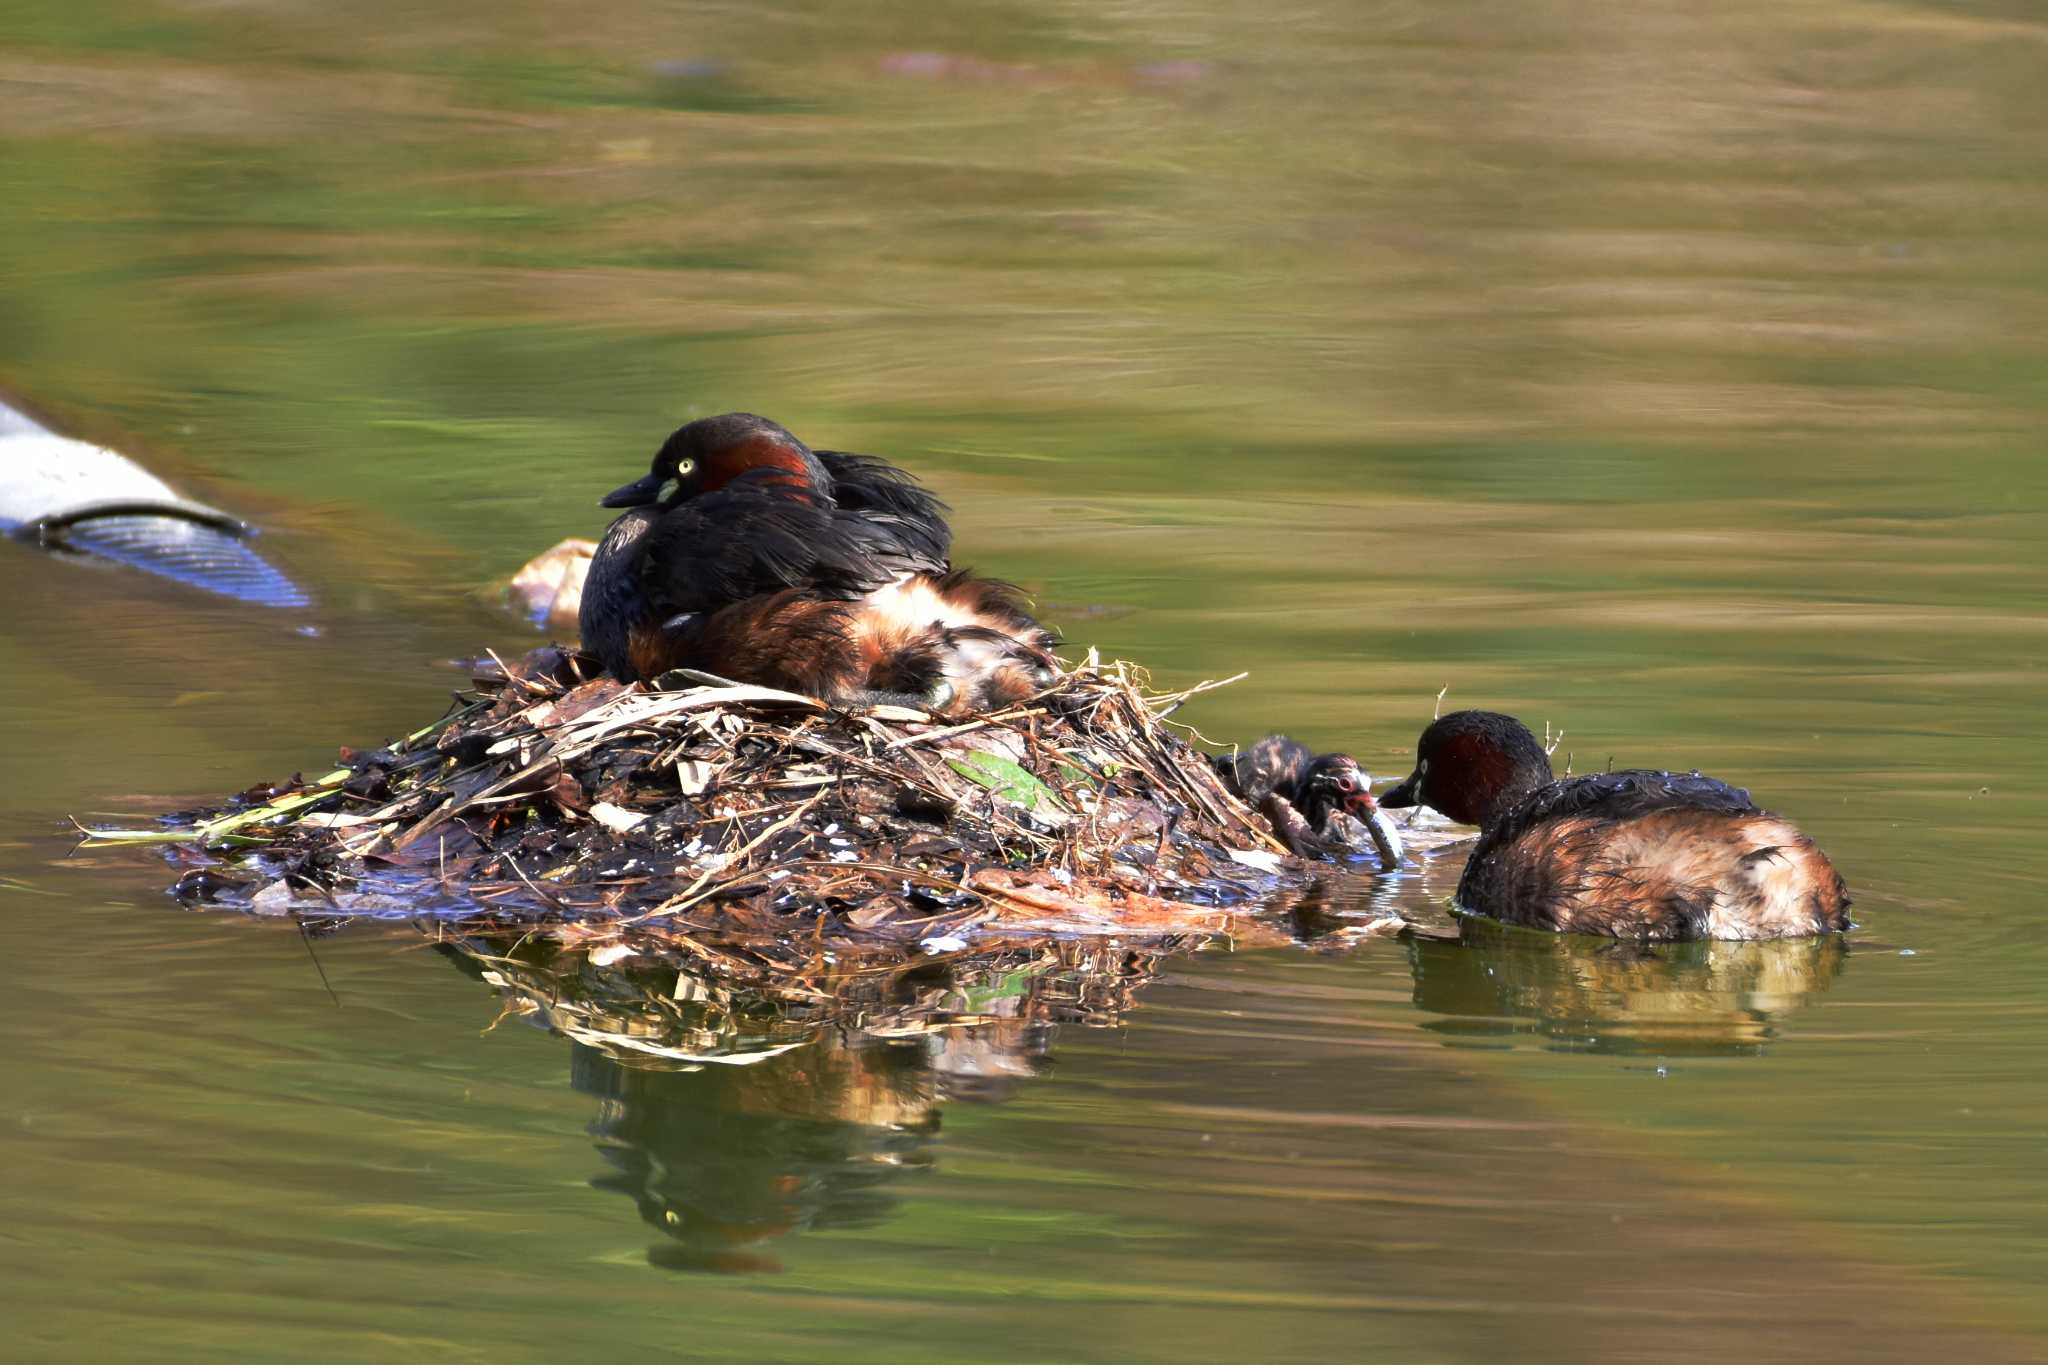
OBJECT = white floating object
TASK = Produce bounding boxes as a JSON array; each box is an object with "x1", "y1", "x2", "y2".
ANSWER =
[
  {"x1": 588, "y1": 801, "x2": 649, "y2": 834},
  {"x1": 1, "y1": 401, "x2": 308, "y2": 607}
]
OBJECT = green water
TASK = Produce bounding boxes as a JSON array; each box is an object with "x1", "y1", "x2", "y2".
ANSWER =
[{"x1": 3, "y1": 0, "x2": 2046, "y2": 1359}]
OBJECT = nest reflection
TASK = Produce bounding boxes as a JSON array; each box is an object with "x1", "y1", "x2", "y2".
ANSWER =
[
  {"x1": 1407, "y1": 917, "x2": 1850, "y2": 1055},
  {"x1": 436, "y1": 932, "x2": 1184, "y2": 1271},
  {"x1": 425, "y1": 862, "x2": 1850, "y2": 1271}
]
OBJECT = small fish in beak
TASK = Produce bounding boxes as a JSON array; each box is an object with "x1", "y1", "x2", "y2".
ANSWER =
[{"x1": 1344, "y1": 787, "x2": 1404, "y2": 871}]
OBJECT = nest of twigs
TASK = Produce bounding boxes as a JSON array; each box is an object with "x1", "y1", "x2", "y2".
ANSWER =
[{"x1": 96, "y1": 646, "x2": 1327, "y2": 958}]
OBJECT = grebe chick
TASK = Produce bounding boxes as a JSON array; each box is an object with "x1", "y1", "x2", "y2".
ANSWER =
[{"x1": 1215, "y1": 735, "x2": 1402, "y2": 869}]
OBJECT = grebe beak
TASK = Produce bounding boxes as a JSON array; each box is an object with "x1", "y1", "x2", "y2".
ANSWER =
[
  {"x1": 1377, "y1": 770, "x2": 1421, "y2": 809},
  {"x1": 600, "y1": 472, "x2": 665, "y2": 508}
]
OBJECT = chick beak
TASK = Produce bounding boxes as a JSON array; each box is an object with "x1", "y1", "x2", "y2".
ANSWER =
[{"x1": 600, "y1": 472, "x2": 666, "y2": 509}]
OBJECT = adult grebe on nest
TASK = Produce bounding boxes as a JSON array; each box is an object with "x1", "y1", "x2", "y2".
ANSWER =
[{"x1": 581, "y1": 413, "x2": 1055, "y2": 716}]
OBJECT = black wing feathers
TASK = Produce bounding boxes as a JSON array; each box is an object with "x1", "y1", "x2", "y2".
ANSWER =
[
  {"x1": 1471, "y1": 769, "x2": 1760, "y2": 868},
  {"x1": 637, "y1": 466, "x2": 948, "y2": 616},
  {"x1": 818, "y1": 450, "x2": 952, "y2": 566}
]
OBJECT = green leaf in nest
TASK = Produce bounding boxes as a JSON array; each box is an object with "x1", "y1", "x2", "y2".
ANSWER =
[{"x1": 946, "y1": 751, "x2": 1069, "y2": 813}]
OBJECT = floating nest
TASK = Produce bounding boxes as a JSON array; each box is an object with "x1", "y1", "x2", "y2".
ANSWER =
[{"x1": 92, "y1": 646, "x2": 1404, "y2": 970}]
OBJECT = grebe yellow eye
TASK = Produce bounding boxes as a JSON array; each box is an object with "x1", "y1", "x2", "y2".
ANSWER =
[{"x1": 675, "y1": 457, "x2": 696, "y2": 477}]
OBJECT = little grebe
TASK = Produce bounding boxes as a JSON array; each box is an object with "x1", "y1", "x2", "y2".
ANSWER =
[
  {"x1": 580, "y1": 414, "x2": 1054, "y2": 714},
  {"x1": 1377, "y1": 710, "x2": 1849, "y2": 941},
  {"x1": 1216, "y1": 735, "x2": 1403, "y2": 868}
]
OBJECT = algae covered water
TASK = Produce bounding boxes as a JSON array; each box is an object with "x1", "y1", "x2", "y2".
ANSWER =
[{"x1": 3, "y1": 1, "x2": 2046, "y2": 1361}]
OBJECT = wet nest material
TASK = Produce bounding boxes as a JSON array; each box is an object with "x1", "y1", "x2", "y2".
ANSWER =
[{"x1": 98, "y1": 647, "x2": 1347, "y2": 959}]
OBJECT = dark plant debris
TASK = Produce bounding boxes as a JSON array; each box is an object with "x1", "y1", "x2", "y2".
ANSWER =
[{"x1": 86, "y1": 647, "x2": 1421, "y2": 970}]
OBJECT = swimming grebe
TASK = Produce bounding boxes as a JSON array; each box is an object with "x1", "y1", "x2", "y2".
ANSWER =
[
  {"x1": 1377, "y1": 710, "x2": 1849, "y2": 940},
  {"x1": 1215, "y1": 735, "x2": 1403, "y2": 868},
  {"x1": 580, "y1": 414, "x2": 1054, "y2": 714}
]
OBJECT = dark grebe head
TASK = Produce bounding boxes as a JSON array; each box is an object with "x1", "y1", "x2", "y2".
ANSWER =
[
  {"x1": 1378, "y1": 709, "x2": 1554, "y2": 830},
  {"x1": 1297, "y1": 753, "x2": 1382, "y2": 827},
  {"x1": 600, "y1": 413, "x2": 832, "y2": 509}
]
